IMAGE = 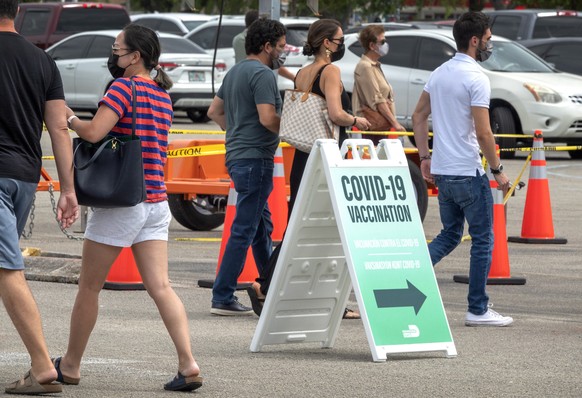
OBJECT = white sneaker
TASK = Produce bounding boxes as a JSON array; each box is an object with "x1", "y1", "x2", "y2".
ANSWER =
[{"x1": 465, "y1": 309, "x2": 513, "y2": 327}]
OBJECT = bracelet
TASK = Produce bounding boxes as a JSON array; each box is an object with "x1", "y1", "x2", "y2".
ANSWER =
[
  {"x1": 67, "y1": 115, "x2": 78, "y2": 129},
  {"x1": 419, "y1": 155, "x2": 431, "y2": 162},
  {"x1": 351, "y1": 117, "x2": 357, "y2": 127}
]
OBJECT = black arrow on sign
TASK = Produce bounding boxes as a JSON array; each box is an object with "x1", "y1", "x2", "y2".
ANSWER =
[{"x1": 373, "y1": 280, "x2": 427, "y2": 315}]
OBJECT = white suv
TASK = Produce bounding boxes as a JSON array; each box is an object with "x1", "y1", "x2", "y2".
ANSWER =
[
  {"x1": 335, "y1": 29, "x2": 582, "y2": 159},
  {"x1": 185, "y1": 16, "x2": 318, "y2": 92}
]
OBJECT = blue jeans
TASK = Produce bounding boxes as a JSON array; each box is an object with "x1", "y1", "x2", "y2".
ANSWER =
[
  {"x1": 429, "y1": 171, "x2": 493, "y2": 315},
  {"x1": 0, "y1": 178, "x2": 37, "y2": 270},
  {"x1": 212, "y1": 158, "x2": 274, "y2": 305}
]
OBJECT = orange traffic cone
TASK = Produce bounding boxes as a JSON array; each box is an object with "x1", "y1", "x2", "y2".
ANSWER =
[
  {"x1": 198, "y1": 148, "x2": 288, "y2": 289},
  {"x1": 103, "y1": 247, "x2": 145, "y2": 290},
  {"x1": 388, "y1": 127, "x2": 398, "y2": 140},
  {"x1": 270, "y1": 147, "x2": 288, "y2": 241},
  {"x1": 508, "y1": 130, "x2": 567, "y2": 244},
  {"x1": 454, "y1": 146, "x2": 526, "y2": 285}
]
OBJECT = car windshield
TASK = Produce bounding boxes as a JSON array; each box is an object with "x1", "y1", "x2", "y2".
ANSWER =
[
  {"x1": 481, "y1": 41, "x2": 555, "y2": 73},
  {"x1": 285, "y1": 27, "x2": 309, "y2": 47},
  {"x1": 183, "y1": 20, "x2": 207, "y2": 31},
  {"x1": 160, "y1": 37, "x2": 207, "y2": 54}
]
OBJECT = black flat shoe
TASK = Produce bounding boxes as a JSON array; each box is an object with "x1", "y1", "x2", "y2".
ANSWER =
[{"x1": 164, "y1": 372, "x2": 203, "y2": 392}]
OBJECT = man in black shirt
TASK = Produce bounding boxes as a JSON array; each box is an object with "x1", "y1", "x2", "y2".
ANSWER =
[{"x1": 0, "y1": 0, "x2": 78, "y2": 394}]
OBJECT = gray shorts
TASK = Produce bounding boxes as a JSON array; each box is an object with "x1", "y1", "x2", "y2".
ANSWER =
[
  {"x1": 0, "y1": 178, "x2": 37, "y2": 270},
  {"x1": 85, "y1": 201, "x2": 171, "y2": 247}
]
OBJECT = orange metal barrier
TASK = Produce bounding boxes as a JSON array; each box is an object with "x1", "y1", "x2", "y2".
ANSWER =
[
  {"x1": 164, "y1": 139, "x2": 230, "y2": 197},
  {"x1": 163, "y1": 139, "x2": 295, "y2": 199},
  {"x1": 37, "y1": 167, "x2": 60, "y2": 192}
]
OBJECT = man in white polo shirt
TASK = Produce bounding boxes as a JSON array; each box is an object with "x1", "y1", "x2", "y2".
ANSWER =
[{"x1": 412, "y1": 11, "x2": 513, "y2": 327}]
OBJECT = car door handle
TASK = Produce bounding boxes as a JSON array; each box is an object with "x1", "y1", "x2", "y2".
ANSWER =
[
  {"x1": 65, "y1": 64, "x2": 76, "y2": 70},
  {"x1": 411, "y1": 79, "x2": 426, "y2": 85}
]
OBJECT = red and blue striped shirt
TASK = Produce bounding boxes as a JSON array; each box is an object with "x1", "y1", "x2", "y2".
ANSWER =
[{"x1": 100, "y1": 76, "x2": 173, "y2": 203}]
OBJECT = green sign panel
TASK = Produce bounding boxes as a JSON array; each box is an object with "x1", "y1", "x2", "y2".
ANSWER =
[{"x1": 329, "y1": 166, "x2": 454, "y2": 349}]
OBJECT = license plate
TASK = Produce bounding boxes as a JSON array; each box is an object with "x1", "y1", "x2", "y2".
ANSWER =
[{"x1": 188, "y1": 71, "x2": 205, "y2": 82}]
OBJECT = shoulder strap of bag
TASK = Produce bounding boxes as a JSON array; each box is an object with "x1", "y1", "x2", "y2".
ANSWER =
[
  {"x1": 74, "y1": 78, "x2": 137, "y2": 170},
  {"x1": 301, "y1": 64, "x2": 330, "y2": 101},
  {"x1": 73, "y1": 137, "x2": 118, "y2": 170},
  {"x1": 131, "y1": 77, "x2": 136, "y2": 138}
]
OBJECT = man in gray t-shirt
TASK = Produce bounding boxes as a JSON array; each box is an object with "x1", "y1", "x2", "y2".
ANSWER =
[
  {"x1": 218, "y1": 59, "x2": 281, "y2": 164},
  {"x1": 207, "y1": 18, "x2": 286, "y2": 315}
]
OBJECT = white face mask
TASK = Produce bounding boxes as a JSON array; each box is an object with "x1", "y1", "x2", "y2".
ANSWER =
[{"x1": 375, "y1": 42, "x2": 389, "y2": 57}]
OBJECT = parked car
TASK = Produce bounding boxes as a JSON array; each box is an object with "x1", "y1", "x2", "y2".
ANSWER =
[
  {"x1": 344, "y1": 21, "x2": 448, "y2": 34},
  {"x1": 130, "y1": 12, "x2": 218, "y2": 36},
  {"x1": 46, "y1": 30, "x2": 226, "y2": 123},
  {"x1": 14, "y1": 2, "x2": 130, "y2": 49},
  {"x1": 334, "y1": 30, "x2": 582, "y2": 159},
  {"x1": 184, "y1": 16, "x2": 318, "y2": 92},
  {"x1": 485, "y1": 9, "x2": 582, "y2": 41},
  {"x1": 520, "y1": 37, "x2": 582, "y2": 76}
]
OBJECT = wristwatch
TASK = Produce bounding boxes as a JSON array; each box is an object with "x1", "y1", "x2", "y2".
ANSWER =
[{"x1": 490, "y1": 164, "x2": 504, "y2": 175}]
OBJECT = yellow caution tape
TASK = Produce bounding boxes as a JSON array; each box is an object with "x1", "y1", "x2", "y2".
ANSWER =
[
  {"x1": 346, "y1": 131, "x2": 530, "y2": 138},
  {"x1": 501, "y1": 145, "x2": 582, "y2": 152},
  {"x1": 347, "y1": 130, "x2": 417, "y2": 136},
  {"x1": 167, "y1": 144, "x2": 226, "y2": 158},
  {"x1": 41, "y1": 135, "x2": 581, "y2": 162},
  {"x1": 503, "y1": 152, "x2": 532, "y2": 205},
  {"x1": 166, "y1": 142, "x2": 292, "y2": 158}
]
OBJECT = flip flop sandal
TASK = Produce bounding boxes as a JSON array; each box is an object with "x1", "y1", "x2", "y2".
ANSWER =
[
  {"x1": 5, "y1": 370, "x2": 63, "y2": 395},
  {"x1": 52, "y1": 357, "x2": 80, "y2": 385},
  {"x1": 164, "y1": 372, "x2": 203, "y2": 392},
  {"x1": 246, "y1": 285, "x2": 265, "y2": 317},
  {"x1": 343, "y1": 307, "x2": 361, "y2": 320}
]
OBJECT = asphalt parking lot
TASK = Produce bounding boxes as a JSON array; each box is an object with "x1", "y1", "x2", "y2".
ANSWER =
[{"x1": 1, "y1": 126, "x2": 581, "y2": 397}]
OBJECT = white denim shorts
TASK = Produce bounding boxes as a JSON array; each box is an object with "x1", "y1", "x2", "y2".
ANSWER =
[{"x1": 84, "y1": 201, "x2": 171, "y2": 247}]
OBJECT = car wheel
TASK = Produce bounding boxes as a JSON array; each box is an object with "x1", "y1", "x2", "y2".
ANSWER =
[
  {"x1": 491, "y1": 107, "x2": 517, "y2": 159},
  {"x1": 407, "y1": 158, "x2": 428, "y2": 222},
  {"x1": 186, "y1": 109, "x2": 210, "y2": 123},
  {"x1": 168, "y1": 194, "x2": 225, "y2": 231}
]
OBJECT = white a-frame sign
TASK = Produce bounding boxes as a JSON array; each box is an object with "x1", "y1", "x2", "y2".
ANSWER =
[{"x1": 250, "y1": 139, "x2": 456, "y2": 362}]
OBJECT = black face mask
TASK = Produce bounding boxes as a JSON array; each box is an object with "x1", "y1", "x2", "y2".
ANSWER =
[
  {"x1": 107, "y1": 53, "x2": 126, "y2": 79},
  {"x1": 331, "y1": 43, "x2": 345, "y2": 63}
]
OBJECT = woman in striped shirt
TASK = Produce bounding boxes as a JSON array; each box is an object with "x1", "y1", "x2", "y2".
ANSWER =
[{"x1": 60, "y1": 24, "x2": 202, "y2": 392}]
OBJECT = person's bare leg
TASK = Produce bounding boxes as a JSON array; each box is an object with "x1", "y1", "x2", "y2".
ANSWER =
[
  {"x1": 132, "y1": 240, "x2": 200, "y2": 377},
  {"x1": 0, "y1": 269, "x2": 57, "y2": 384},
  {"x1": 58, "y1": 239, "x2": 121, "y2": 380}
]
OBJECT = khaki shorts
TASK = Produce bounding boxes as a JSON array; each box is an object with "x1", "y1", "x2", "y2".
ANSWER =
[{"x1": 85, "y1": 201, "x2": 171, "y2": 247}]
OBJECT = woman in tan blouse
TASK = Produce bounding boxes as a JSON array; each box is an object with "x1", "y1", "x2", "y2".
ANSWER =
[{"x1": 352, "y1": 25, "x2": 405, "y2": 144}]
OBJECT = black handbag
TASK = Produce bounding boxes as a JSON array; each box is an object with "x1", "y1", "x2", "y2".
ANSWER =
[{"x1": 73, "y1": 78, "x2": 147, "y2": 208}]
